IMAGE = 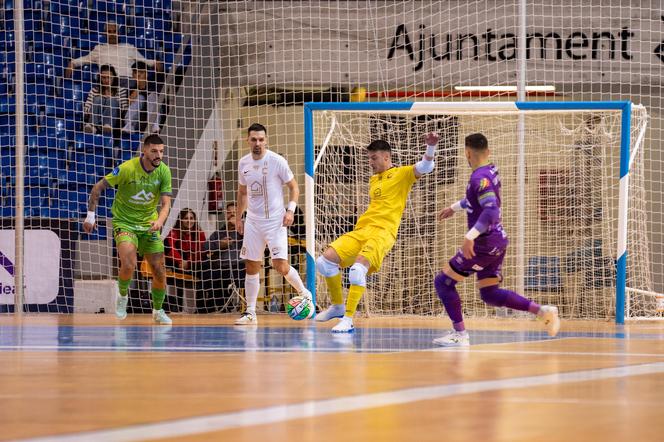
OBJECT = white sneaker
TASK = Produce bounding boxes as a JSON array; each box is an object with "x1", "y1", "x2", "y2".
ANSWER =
[
  {"x1": 538, "y1": 305, "x2": 561, "y2": 337},
  {"x1": 235, "y1": 312, "x2": 257, "y2": 325},
  {"x1": 432, "y1": 330, "x2": 470, "y2": 347},
  {"x1": 315, "y1": 304, "x2": 345, "y2": 322},
  {"x1": 152, "y1": 309, "x2": 172, "y2": 325},
  {"x1": 331, "y1": 316, "x2": 354, "y2": 333},
  {"x1": 116, "y1": 295, "x2": 128, "y2": 320},
  {"x1": 300, "y1": 288, "x2": 313, "y2": 301}
]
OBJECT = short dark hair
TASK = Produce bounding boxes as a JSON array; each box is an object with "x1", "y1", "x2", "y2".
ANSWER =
[
  {"x1": 247, "y1": 123, "x2": 267, "y2": 135},
  {"x1": 226, "y1": 202, "x2": 236, "y2": 209},
  {"x1": 132, "y1": 60, "x2": 148, "y2": 72},
  {"x1": 465, "y1": 133, "x2": 488, "y2": 152},
  {"x1": 143, "y1": 134, "x2": 164, "y2": 147},
  {"x1": 366, "y1": 140, "x2": 391, "y2": 153}
]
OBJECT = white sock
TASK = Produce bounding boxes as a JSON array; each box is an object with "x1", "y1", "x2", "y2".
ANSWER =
[
  {"x1": 245, "y1": 273, "x2": 260, "y2": 314},
  {"x1": 283, "y1": 266, "x2": 306, "y2": 294}
]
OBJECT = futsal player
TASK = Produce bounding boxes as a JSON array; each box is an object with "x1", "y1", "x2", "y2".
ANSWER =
[
  {"x1": 83, "y1": 134, "x2": 173, "y2": 324},
  {"x1": 315, "y1": 132, "x2": 439, "y2": 333},
  {"x1": 432, "y1": 133, "x2": 560, "y2": 346}
]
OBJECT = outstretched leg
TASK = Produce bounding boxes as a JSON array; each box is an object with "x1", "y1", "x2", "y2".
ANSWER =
[
  {"x1": 478, "y1": 278, "x2": 560, "y2": 337},
  {"x1": 272, "y1": 258, "x2": 312, "y2": 300},
  {"x1": 315, "y1": 249, "x2": 346, "y2": 322},
  {"x1": 330, "y1": 258, "x2": 369, "y2": 333}
]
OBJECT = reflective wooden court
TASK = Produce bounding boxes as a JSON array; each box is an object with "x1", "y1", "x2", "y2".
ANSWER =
[{"x1": 1, "y1": 314, "x2": 664, "y2": 441}]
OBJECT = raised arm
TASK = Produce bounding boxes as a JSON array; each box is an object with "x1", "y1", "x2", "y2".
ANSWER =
[
  {"x1": 83, "y1": 178, "x2": 110, "y2": 233},
  {"x1": 414, "y1": 132, "x2": 439, "y2": 178},
  {"x1": 283, "y1": 178, "x2": 299, "y2": 227}
]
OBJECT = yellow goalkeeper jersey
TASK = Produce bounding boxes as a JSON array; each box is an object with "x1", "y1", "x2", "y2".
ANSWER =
[{"x1": 354, "y1": 165, "x2": 417, "y2": 238}]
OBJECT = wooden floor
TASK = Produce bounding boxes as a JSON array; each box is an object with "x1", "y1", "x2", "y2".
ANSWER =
[{"x1": 1, "y1": 314, "x2": 664, "y2": 441}]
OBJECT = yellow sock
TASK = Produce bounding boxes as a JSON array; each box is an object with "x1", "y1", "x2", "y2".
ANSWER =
[
  {"x1": 345, "y1": 284, "x2": 366, "y2": 317},
  {"x1": 325, "y1": 273, "x2": 343, "y2": 305}
]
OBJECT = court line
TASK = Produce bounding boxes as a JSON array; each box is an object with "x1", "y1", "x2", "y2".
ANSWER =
[
  {"x1": 2, "y1": 345, "x2": 664, "y2": 358},
  {"x1": 14, "y1": 361, "x2": 664, "y2": 442}
]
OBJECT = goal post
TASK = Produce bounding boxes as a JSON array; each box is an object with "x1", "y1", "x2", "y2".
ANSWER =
[{"x1": 304, "y1": 101, "x2": 651, "y2": 324}]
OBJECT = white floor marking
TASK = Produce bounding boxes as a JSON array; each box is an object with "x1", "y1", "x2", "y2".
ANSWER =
[{"x1": 16, "y1": 361, "x2": 664, "y2": 442}]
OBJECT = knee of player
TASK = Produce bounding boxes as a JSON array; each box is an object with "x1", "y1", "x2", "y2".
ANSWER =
[
  {"x1": 479, "y1": 285, "x2": 504, "y2": 306},
  {"x1": 434, "y1": 272, "x2": 456, "y2": 290},
  {"x1": 348, "y1": 262, "x2": 368, "y2": 287},
  {"x1": 316, "y1": 255, "x2": 339, "y2": 277},
  {"x1": 121, "y1": 255, "x2": 138, "y2": 271},
  {"x1": 271, "y1": 259, "x2": 289, "y2": 275},
  {"x1": 151, "y1": 264, "x2": 167, "y2": 281}
]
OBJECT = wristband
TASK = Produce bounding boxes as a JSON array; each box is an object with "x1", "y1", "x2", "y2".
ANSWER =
[
  {"x1": 451, "y1": 201, "x2": 463, "y2": 212},
  {"x1": 287, "y1": 201, "x2": 297, "y2": 212},
  {"x1": 425, "y1": 144, "x2": 436, "y2": 157},
  {"x1": 85, "y1": 211, "x2": 96, "y2": 225},
  {"x1": 465, "y1": 227, "x2": 481, "y2": 241}
]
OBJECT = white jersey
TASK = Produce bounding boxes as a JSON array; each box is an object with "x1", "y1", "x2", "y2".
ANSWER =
[{"x1": 238, "y1": 150, "x2": 295, "y2": 221}]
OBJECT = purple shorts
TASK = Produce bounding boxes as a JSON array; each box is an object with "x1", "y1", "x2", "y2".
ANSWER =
[{"x1": 449, "y1": 236, "x2": 508, "y2": 280}]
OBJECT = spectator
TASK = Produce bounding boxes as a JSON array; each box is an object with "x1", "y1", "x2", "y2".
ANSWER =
[
  {"x1": 122, "y1": 61, "x2": 161, "y2": 134},
  {"x1": 83, "y1": 64, "x2": 128, "y2": 136},
  {"x1": 199, "y1": 202, "x2": 245, "y2": 313},
  {"x1": 164, "y1": 208, "x2": 206, "y2": 312},
  {"x1": 65, "y1": 22, "x2": 162, "y2": 85}
]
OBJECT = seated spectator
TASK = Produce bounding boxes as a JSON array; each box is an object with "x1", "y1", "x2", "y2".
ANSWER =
[
  {"x1": 122, "y1": 61, "x2": 161, "y2": 134},
  {"x1": 65, "y1": 21, "x2": 162, "y2": 86},
  {"x1": 83, "y1": 64, "x2": 128, "y2": 136},
  {"x1": 199, "y1": 202, "x2": 245, "y2": 313},
  {"x1": 164, "y1": 208, "x2": 206, "y2": 312}
]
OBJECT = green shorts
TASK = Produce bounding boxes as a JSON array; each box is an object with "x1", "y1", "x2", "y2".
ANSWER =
[{"x1": 113, "y1": 222, "x2": 164, "y2": 256}]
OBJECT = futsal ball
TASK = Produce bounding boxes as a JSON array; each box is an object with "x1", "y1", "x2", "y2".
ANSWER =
[{"x1": 286, "y1": 296, "x2": 315, "y2": 320}]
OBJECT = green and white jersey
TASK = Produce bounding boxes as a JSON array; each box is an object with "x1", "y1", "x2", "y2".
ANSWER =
[{"x1": 104, "y1": 157, "x2": 172, "y2": 231}]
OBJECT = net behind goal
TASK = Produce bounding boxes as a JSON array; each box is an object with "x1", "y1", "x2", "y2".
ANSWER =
[{"x1": 304, "y1": 101, "x2": 653, "y2": 323}]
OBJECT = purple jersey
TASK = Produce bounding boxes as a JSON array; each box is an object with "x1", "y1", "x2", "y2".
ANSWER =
[{"x1": 464, "y1": 164, "x2": 507, "y2": 246}]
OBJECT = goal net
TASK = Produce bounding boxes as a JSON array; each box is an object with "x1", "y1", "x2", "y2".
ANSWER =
[
  {"x1": 308, "y1": 102, "x2": 654, "y2": 321},
  {"x1": 2, "y1": 1, "x2": 663, "y2": 323}
]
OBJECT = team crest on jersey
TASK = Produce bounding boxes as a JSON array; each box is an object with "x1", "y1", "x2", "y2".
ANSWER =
[
  {"x1": 478, "y1": 178, "x2": 490, "y2": 191},
  {"x1": 130, "y1": 190, "x2": 155, "y2": 204}
]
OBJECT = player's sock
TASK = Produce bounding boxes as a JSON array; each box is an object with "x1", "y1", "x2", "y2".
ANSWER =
[
  {"x1": 151, "y1": 287, "x2": 166, "y2": 310},
  {"x1": 345, "y1": 284, "x2": 366, "y2": 317},
  {"x1": 479, "y1": 286, "x2": 533, "y2": 312},
  {"x1": 434, "y1": 272, "x2": 465, "y2": 330},
  {"x1": 118, "y1": 278, "x2": 131, "y2": 297},
  {"x1": 245, "y1": 273, "x2": 260, "y2": 314},
  {"x1": 325, "y1": 273, "x2": 343, "y2": 305},
  {"x1": 283, "y1": 266, "x2": 306, "y2": 294},
  {"x1": 528, "y1": 301, "x2": 541, "y2": 314}
]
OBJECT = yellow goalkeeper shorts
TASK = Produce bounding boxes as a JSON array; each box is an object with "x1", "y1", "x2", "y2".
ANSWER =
[{"x1": 328, "y1": 226, "x2": 396, "y2": 273}]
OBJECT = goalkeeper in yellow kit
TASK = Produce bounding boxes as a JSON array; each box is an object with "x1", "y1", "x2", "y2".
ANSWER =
[{"x1": 316, "y1": 132, "x2": 439, "y2": 332}]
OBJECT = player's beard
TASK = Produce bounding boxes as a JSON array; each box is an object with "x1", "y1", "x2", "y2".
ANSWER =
[{"x1": 151, "y1": 158, "x2": 161, "y2": 167}]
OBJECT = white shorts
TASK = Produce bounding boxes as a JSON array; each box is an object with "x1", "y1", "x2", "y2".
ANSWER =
[{"x1": 240, "y1": 217, "x2": 289, "y2": 262}]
